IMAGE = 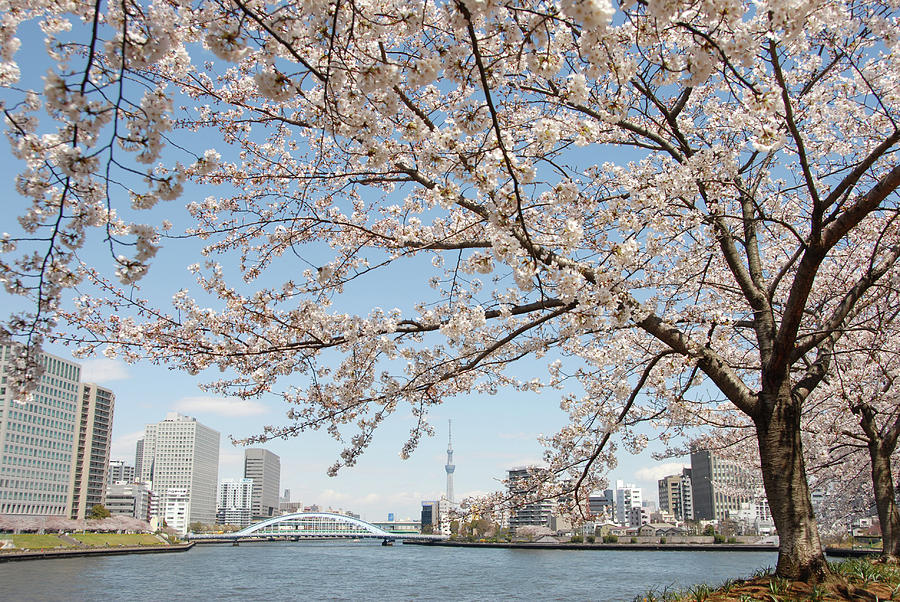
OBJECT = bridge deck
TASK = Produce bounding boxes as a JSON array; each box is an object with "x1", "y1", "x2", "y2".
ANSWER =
[
  {"x1": 188, "y1": 511, "x2": 447, "y2": 541},
  {"x1": 189, "y1": 532, "x2": 447, "y2": 541}
]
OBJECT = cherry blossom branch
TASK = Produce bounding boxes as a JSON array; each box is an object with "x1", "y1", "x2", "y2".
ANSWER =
[
  {"x1": 572, "y1": 349, "x2": 678, "y2": 519},
  {"x1": 230, "y1": 0, "x2": 327, "y2": 81}
]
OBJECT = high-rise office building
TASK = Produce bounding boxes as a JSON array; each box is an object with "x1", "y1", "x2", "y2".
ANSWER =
[
  {"x1": 0, "y1": 345, "x2": 117, "y2": 518},
  {"x1": 657, "y1": 468, "x2": 694, "y2": 521},
  {"x1": 138, "y1": 426, "x2": 157, "y2": 484},
  {"x1": 690, "y1": 449, "x2": 754, "y2": 521},
  {"x1": 507, "y1": 467, "x2": 556, "y2": 532},
  {"x1": 217, "y1": 478, "x2": 254, "y2": 526},
  {"x1": 244, "y1": 449, "x2": 280, "y2": 520},
  {"x1": 134, "y1": 439, "x2": 144, "y2": 481},
  {"x1": 68, "y1": 383, "x2": 115, "y2": 519},
  {"x1": 142, "y1": 412, "x2": 220, "y2": 532},
  {"x1": 0, "y1": 345, "x2": 80, "y2": 516},
  {"x1": 108, "y1": 459, "x2": 135, "y2": 485}
]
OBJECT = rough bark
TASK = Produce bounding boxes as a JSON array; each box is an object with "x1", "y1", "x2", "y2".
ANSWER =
[
  {"x1": 755, "y1": 390, "x2": 829, "y2": 580},
  {"x1": 858, "y1": 403, "x2": 900, "y2": 562},
  {"x1": 869, "y1": 443, "x2": 900, "y2": 561}
]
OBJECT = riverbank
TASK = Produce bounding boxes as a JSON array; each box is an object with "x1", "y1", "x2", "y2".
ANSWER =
[
  {"x1": 405, "y1": 539, "x2": 779, "y2": 552},
  {"x1": 668, "y1": 557, "x2": 900, "y2": 601},
  {"x1": 408, "y1": 539, "x2": 881, "y2": 559},
  {"x1": 0, "y1": 541, "x2": 194, "y2": 562}
]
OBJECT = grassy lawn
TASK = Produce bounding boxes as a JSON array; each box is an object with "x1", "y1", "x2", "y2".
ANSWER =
[
  {"x1": 71, "y1": 533, "x2": 164, "y2": 547},
  {"x1": 1, "y1": 534, "x2": 72, "y2": 550},
  {"x1": 636, "y1": 557, "x2": 899, "y2": 601}
]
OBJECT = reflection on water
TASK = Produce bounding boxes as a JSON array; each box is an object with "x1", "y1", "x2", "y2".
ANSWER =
[{"x1": 0, "y1": 541, "x2": 778, "y2": 601}]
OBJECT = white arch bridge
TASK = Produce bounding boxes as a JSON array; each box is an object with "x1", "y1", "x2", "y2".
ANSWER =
[{"x1": 187, "y1": 512, "x2": 447, "y2": 543}]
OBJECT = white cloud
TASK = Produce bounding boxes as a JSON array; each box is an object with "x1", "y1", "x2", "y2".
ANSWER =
[
  {"x1": 109, "y1": 429, "x2": 145, "y2": 462},
  {"x1": 634, "y1": 463, "x2": 688, "y2": 483},
  {"x1": 316, "y1": 489, "x2": 353, "y2": 505},
  {"x1": 80, "y1": 358, "x2": 130, "y2": 383},
  {"x1": 173, "y1": 396, "x2": 268, "y2": 417}
]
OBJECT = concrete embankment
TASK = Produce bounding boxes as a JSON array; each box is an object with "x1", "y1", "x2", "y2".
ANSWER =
[
  {"x1": 0, "y1": 542, "x2": 194, "y2": 562},
  {"x1": 824, "y1": 547, "x2": 880, "y2": 558},
  {"x1": 408, "y1": 541, "x2": 881, "y2": 557},
  {"x1": 404, "y1": 540, "x2": 779, "y2": 552}
]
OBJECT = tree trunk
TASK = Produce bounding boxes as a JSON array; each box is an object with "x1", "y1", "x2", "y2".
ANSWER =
[
  {"x1": 755, "y1": 392, "x2": 830, "y2": 581},
  {"x1": 869, "y1": 441, "x2": 900, "y2": 561}
]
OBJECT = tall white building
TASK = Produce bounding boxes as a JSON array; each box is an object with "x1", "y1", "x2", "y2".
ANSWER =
[
  {"x1": 137, "y1": 428, "x2": 156, "y2": 484},
  {"x1": 0, "y1": 345, "x2": 80, "y2": 516},
  {"x1": 244, "y1": 449, "x2": 280, "y2": 520},
  {"x1": 68, "y1": 383, "x2": 115, "y2": 519},
  {"x1": 614, "y1": 480, "x2": 642, "y2": 525},
  {"x1": 142, "y1": 412, "x2": 220, "y2": 532},
  {"x1": 134, "y1": 439, "x2": 144, "y2": 481},
  {"x1": 217, "y1": 478, "x2": 254, "y2": 526}
]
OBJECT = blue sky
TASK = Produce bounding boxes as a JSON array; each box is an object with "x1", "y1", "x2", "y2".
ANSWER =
[{"x1": 0, "y1": 21, "x2": 691, "y2": 522}]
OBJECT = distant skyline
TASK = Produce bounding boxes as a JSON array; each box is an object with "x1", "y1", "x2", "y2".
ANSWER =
[{"x1": 38, "y1": 345, "x2": 689, "y2": 522}]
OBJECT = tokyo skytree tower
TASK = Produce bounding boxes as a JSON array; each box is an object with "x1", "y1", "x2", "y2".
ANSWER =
[{"x1": 445, "y1": 420, "x2": 455, "y2": 503}]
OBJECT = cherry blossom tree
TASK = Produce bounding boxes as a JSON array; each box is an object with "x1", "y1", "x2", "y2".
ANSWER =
[
  {"x1": 802, "y1": 292, "x2": 900, "y2": 560},
  {"x1": 2, "y1": 0, "x2": 899, "y2": 579}
]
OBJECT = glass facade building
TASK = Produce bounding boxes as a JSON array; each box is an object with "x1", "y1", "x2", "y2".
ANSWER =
[{"x1": 0, "y1": 345, "x2": 81, "y2": 516}]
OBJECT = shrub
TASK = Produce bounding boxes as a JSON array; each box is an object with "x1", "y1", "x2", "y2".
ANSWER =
[
  {"x1": 586, "y1": 535, "x2": 595, "y2": 543},
  {"x1": 713, "y1": 534, "x2": 726, "y2": 544},
  {"x1": 602, "y1": 534, "x2": 618, "y2": 543},
  {"x1": 630, "y1": 537, "x2": 638, "y2": 543},
  {"x1": 659, "y1": 537, "x2": 666, "y2": 544},
  {"x1": 727, "y1": 536, "x2": 737, "y2": 544},
  {"x1": 570, "y1": 535, "x2": 584, "y2": 543}
]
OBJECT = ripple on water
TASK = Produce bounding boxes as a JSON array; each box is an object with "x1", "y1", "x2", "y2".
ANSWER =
[{"x1": 0, "y1": 542, "x2": 779, "y2": 601}]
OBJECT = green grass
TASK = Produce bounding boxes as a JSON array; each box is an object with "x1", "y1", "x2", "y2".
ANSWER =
[
  {"x1": 831, "y1": 557, "x2": 900, "y2": 584},
  {"x1": 2, "y1": 534, "x2": 72, "y2": 549},
  {"x1": 633, "y1": 558, "x2": 900, "y2": 601},
  {"x1": 71, "y1": 533, "x2": 164, "y2": 547},
  {"x1": 0, "y1": 532, "x2": 167, "y2": 551}
]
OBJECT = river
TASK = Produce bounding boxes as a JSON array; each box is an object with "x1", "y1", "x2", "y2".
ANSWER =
[{"x1": 0, "y1": 541, "x2": 778, "y2": 600}]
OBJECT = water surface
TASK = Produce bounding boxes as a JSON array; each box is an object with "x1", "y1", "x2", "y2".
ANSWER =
[{"x1": 0, "y1": 541, "x2": 778, "y2": 600}]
